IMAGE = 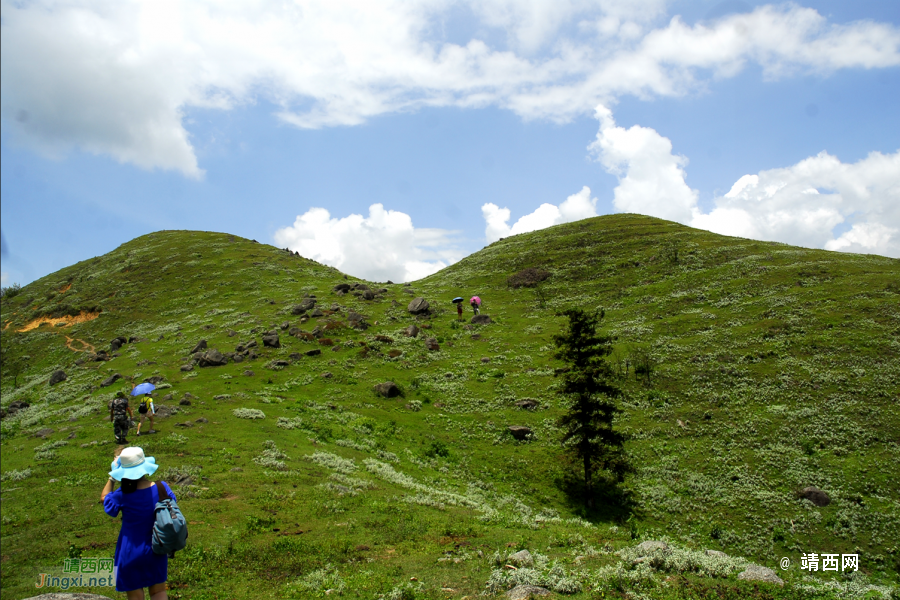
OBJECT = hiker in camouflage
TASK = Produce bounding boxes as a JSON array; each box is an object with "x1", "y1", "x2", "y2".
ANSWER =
[{"x1": 109, "y1": 391, "x2": 134, "y2": 444}]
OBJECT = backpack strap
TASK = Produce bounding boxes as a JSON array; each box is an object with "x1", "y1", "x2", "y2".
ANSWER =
[{"x1": 156, "y1": 481, "x2": 170, "y2": 502}]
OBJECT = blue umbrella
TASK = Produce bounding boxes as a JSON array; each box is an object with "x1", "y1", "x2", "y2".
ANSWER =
[
  {"x1": 451, "y1": 297, "x2": 464, "y2": 303},
  {"x1": 131, "y1": 382, "x2": 156, "y2": 396}
]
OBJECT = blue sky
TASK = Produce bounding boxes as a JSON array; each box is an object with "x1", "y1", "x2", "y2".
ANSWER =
[{"x1": 2, "y1": 0, "x2": 898, "y2": 285}]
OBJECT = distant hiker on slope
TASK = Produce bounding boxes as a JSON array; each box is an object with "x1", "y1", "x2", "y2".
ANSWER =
[
  {"x1": 470, "y1": 296, "x2": 481, "y2": 315},
  {"x1": 109, "y1": 391, "x2": 134, "y2": 444},
  {"x1": 136, "y1": 393, "x2": 156, "y2": 436}
]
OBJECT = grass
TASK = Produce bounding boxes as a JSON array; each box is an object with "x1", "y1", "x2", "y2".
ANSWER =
[{"x1": 1, "y1": 214, "x2": 898, "y2": 599}]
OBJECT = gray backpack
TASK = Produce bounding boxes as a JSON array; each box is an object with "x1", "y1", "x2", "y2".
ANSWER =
[{"x1": 151, "y1": 482, "x2": 188, "y2": 557}]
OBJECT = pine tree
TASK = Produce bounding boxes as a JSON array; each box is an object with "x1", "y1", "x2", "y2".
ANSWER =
[{"x1": 553, "y1": 308, "x2": 628, "y2": 508}]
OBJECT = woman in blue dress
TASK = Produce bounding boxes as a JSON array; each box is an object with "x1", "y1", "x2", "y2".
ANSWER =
[{"x1": 102, "y1": 446, "x2": 173, "y2": 599}]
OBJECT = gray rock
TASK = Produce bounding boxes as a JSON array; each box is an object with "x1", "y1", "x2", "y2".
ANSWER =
[
  {"x1": 636, "y1": 540, "x2": 669, "y2": 554},
  {"x1": 333, "y1": 283, "x2": 351, "y2": 293},
  {"x1": 481, "y1": 357, "x2": 491, "y2": 363},
  {"x1": 179, "y1": 399, "x2": 192, "y2": 406},
  {"x1": 110, "y1": 336, "x2": 127, "y2": 352},
  {"x1": 508, "y1": 426, "x2": 532, "y2": 440},
  {"x1": 507, "y1": 549, "x2": 534, "y2": 567},
  {"x1": 321, "y1": 372, "x2": 333, "y2": 379},
  {"x1": 6, "y1": 400, "x2": 30, "y2": 416},
  {"x1": 506, "y1": 585, "x2": 551, "y2": 600},
  {"x1": 196, "y1": 417, "x2": 209, "y2": 423},
  {"x1": 33, "y1": 428, "x2": 55, "y2": 439},
  {"x1": 190, "y1": 339, "x2": 208, "y2": 354},
  {"x1": 362, "y1": 290, "x2": 375, "y2": 300},
  {"x1": 226, "y1": 329, "x2": 237, "y2": 337},
  {"x1": 737, "y1": 564, "x2": 784, "y2": 586},
  {"x1": 198, "y1": 349, "x2": 228, "y2": 367},
  {"x1": 404, "y1": 324, "x2": 419, "y2": 338},
  {"x1": 243, "y1": 370, "x2": 255, "y2": 376},
  {"x1": 292, "y1": 298, "x2": 316, "y2": 314},
  {"x1": 374, "y1": 382, "x2": 402, "y2": 398},
  {"x1": 305, "y1": 349, "x2": 321, "y2": 357},
  {"x1": 425, "y1": 337, "x2": 440, "y2": 351},
  {"x1": 407, "y1": 297, "x2": 429, "y2": 314},
  {"x1": 280, "y1": 321, "x2": 290, "y2": 330},
  {"x1": 262, "y1": 332, "x2": 280, "y2": 348},
  {"x1": 515, "y1": 399, "x2": 539, "y2": 410},
  {"x1": 310, "y1": 308, "x2": 324, "y2": 317},
  {"x1": 49, "y1": 369, "x2": 67, "y2": 386},
  {"x1": 144, "y1": 375, "x2": 165, "y2": 384},
  {"x1": 801, "y1": 486, "x2": 831, "y2": 507},
  {"x1": 705, "y1": 550, "x2": 728, "y2": 558},
  {"x1": 99, "y1": 373, "x2": 122, "y2": 387},
  {"x1": 471, "y1": 314, "x2": 492, "y2": 325}
]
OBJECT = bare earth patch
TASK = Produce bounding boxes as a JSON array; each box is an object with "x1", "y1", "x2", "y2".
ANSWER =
[{"x1": 17, "y1": 311, "x2": 100, "y2": 332}]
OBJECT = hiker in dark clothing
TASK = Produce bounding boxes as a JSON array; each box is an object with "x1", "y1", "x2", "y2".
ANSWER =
[
  {"x1": 457, "y1": 302, "x2": 463, "y2": 320},
  {"x1": 109, "y1": 391, "x2": 134, "y2": 444}
]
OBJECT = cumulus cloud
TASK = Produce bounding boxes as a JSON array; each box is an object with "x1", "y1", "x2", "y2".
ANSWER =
[
  {"x1": 273, "y1": 204, "x2": 463, "y2": 282},
  {"x1": 2, "y1": 1, "x2": 898, "y2": 175},
  {"x1": 589, "y1": 106, "x2": 900, "y2": 257},
  {"x1": 482, "y1": 186, "x2": 598, "y2": 243}
]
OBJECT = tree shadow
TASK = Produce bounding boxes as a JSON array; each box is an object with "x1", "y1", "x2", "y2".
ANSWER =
[{"x1": 555, "y1": 470, "x2": 638, "y2": 524}]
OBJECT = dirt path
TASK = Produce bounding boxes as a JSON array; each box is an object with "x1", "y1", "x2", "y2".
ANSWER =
[{"x1": 65, "y1": 336, "x2": 96, "y2": 353}]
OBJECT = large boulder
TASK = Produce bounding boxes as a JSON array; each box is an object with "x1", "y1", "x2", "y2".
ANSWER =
[
  {"x1": 407, "y1": 297, "x2": 430, "y2": 314},
  {"x1": 800, "y1": 486, "x2": 831, "y2": 507},
  {"x1": 333, "y1": 283, "x2": 351, "y2": 293},
  {"x1": 403, "y1": 324, "x2": 419, "y2": 338},
  {"x1": 6, "y1": 400, "x2": 30, "y2": 417},
  {"x1": 110, "y1": 336, "x2": 128, "y2": 352},
  {"x1": 362, "y1": 290, "x2": 376, "y2": 300},
  {"x1": 99, "y1": 373, "x2": 122, "y2": 387},
  {"x1": 508, "y1": 426, "x2": 532, "y2": 440},
  {"x1": 291, "y1": 298, "x2": 317, "y2": 314},
  {"x1": 471, "y1": 314, "x2": 492, "y2": 325},
  {"x1": 190, "y1": 339, "x2": 208, "y2": 353},
  {"x1": 506, "y1": 549, "x2": 534, "y2": 567},
  {"x1": 374, "y1": 382, "x2": 402, "y2": 398},
  {"x1": 262, "y1": 332, "x2": 280, "y2": 348},
  {"x1": 425, "y1": 337, "x2": 440, "y2": 351},
  {"x1": 198, "y1": 349, "x2": 228, "y2": 367},
  {"x1": 348, "y1": 311, "x2": 368, "y2": 330},
  {"x1": 737, "y1": 565, "x2": 784, "y2": 586},
  {"x1": 49, "y1": 370, "x2": 67, "y2": 386}
]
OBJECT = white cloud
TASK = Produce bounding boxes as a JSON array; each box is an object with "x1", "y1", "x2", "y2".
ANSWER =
[
  {"x1": 2, "y1": 1, "x2": 898, "y2": 175},
  {"x1": 482, "y1": 185, "x2": 598, "y2": 243},
  {"x1": 589, "y1": 105, "x2": 900, "y2": 257},
  {"x1": 273, "y1": 204, "x2": 462, "y2": 282}
]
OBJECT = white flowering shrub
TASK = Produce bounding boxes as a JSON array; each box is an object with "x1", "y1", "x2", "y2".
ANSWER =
[
  {"x1": 232, "y1": 408, "x2": 265, "y2": 420},
  {"x1": 305, "y1": 451, "x2": 357, "y2": 475},
  {"x1": 1, "y1": 468, "x2": 32, "y2": 482}
]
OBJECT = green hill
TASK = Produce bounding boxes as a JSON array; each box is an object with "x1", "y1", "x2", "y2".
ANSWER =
[{"x1": 2, "y1": 214, "x2": 898, "y2": 599}]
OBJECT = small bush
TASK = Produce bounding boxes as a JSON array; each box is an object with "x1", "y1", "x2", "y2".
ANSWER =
[
  {"x1": 233, "y1": 408, "x2": 266, "y2": 420},
  {"x1": 1, "y1": 468, "x2": 32, "y2": 482},
  {"x1": 1, "y1": 283, "x2": 22, "y2": 299},
  {"x1": 507, "y1": 267, "x2": 551, "y2": 289}
]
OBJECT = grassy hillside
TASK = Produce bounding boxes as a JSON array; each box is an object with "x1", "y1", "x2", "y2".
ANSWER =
[{"x1": 1, "y1": 215, "x2": 898, "y2": 599}]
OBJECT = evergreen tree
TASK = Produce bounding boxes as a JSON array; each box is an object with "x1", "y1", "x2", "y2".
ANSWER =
[{"x1": 553, "y1": 308, "x2": 628, "y2": 508}]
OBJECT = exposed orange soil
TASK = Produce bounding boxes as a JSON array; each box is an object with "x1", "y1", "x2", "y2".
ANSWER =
[
  {"x1": 58, "y1": 283, "x2": 72, "y2": 293},
  {"x1": 17, "y1": 311, "x2": 100, "y2": 332}
]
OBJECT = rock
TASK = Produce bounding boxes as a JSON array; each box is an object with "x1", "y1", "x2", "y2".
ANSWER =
[
  {"x1": 374, "y1": 335, "x2": 394, "y2": 343},
  {"x1": 425, "y1": 337, "x2": 440, "y2": 351},
  {"x1": 144, "y1": 375, "x2": 165, "y2": 385},
  {"x1": 94, "y1": 350, "x2": 110, "y2": 361},
  {"x1": 388, "y1": 349, "x2": 402, "y2": 358},
  {"x1": 243, "y1": 370, "x2": 255, "y2": 376},
  {"x1": 180, "y1": 364, "x2": 194, "y2": 372},
  {"x1": 481, "y1": 357, "x2": 491, "y2": 363},
  {"x1": 800, "y1": 486, "x2": 831, "y2": 507},
  {"x1": 110, "y1": 336, "x2": 127, "y2": 352},
  {"x1": 7, "y1": 400, "x2": 30, "y2": 416},
  {"x1": 507, "y1": 549, "x2": 534, "y2": 567},
  {"x1": 162, "y1": 393, "x2": 173, "y2": 401},
  {"x1": 66, "y1": 431, "x2": 76, "y2": 439},
  {"x1": 271, "y1": 359, "x2": 290, "y2": 367},
  {"x1": 403, "y1": 324, "x2": 419, "y2": 338},
  {"x1": 190, "y1": 340, "x2": 208, "y2": 353},
  {"x1": 515, "y1": 399, "x2": 539, "y2": 410},
  {"x1": 175, "y1": 421, "x2": 194, "y2": 428},
  {"x1": 154, "y1": 405, "x2": 176, "y2": 419},
  {"x1": 506, "y1": 586, "x2": 551, "y2": 600},
  {"x1": 49, "y1": 370, "x2": 67, "y2": 386},
  {"x1": 705, "y1": 550, "x2": 728, "y2": 558},
  {"x1": 196, "y1": 417, "x2": 209, "y2": 423},
  {"x1": 508, "y1": 426, "x2": 532, "y2": 440},
  {"x1": 333, "y1": 283, "x2": 351, "y2": 293},
  {"x1": 305, "y1": 349, "x2": 321, "y2": 357},
  {"x1": 407, "y1": 297, "x2": 430, "y2": 314},
  {"x1": 179, "y1": 399, "x2": 192, "y2": 406},
  {"x1": 321, "y1": 372, "x2": 333, "y2": 379},
  {"x1": 198, "y1": 349, "x2": 228, "y2": 367},
  {"x1": 227, "y1": 329, "x2": 237, "y2": 337},
  {"x1": 374, "y1": 382, "x2": 402, "y2": 398},
  {"x1": 230, "y1": 467, "x2": 243, "y2": 472},
  {"x1": 23, "y1": 594, "x2": 116, "y2": 600},
  {"x1": 471, "y1": 314, "x2": 492, "y2": 325},
  {"x1": 33, "y1": 428, "x2": 55, "y2": 439},
  {"x1": 348, "y1": 311, "x2": 368, "y2": 330},
  {"x1": 353, "y1": 283, "x2": 370, "y2": 291},
  {"x1": 262, "y1": 332, "x2": 281, "y2": 348},
  {"x1": 280, "y1": 321, "x2": 290, "y2": 330},
  {"x1": 737, "y1": 565, "x2": 784, "y2": 586},
  {"x1": 292, "y1": 298, "x2": 316, "y2": 314},
  {"x1": 636, "y1": 540, "x2": 669, "y2": 554},
  {"x1": 310, "y1": 308, "x2": 324, "y2": 317},
  {"x1": 362, "y1": 290, "x2": 375, "y2": 300},
  {"x1": 233, "y1": 354, "x2": 244, "y2": 363},
  {"x1": 99, "y1": 373, "x2": 122, "y2": 387}
]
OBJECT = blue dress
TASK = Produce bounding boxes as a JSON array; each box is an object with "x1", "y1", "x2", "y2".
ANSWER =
[{"x1": 104, "y1": 481, "x2": 174, "y2": 592}]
